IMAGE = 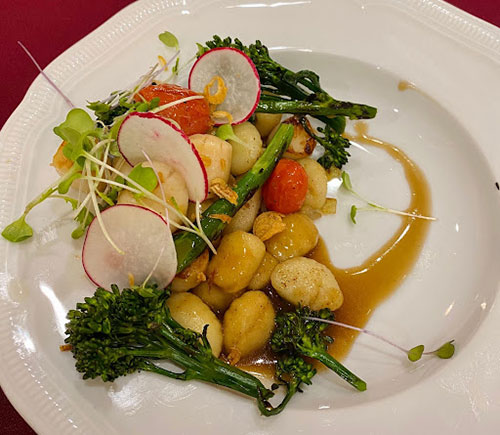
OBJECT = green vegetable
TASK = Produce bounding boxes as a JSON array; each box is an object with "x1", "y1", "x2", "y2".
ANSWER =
[
  {"x1": 1, "y1": 216, "x2": 33, "y2": 242},
  {"x1": 65, "y1": 285, "x2": 292, "y2": 416},
  {"x1": 127, "y1": 164, "x2": 158, "y2": 194},
  {"x1": 259, "y1": 354, "x2": 316, "y2": 416},
  {"x1": 87, "y1": 96, "x2": 160, "y2": 126},
  {"x1": 158, "y1": 31, "x2": 179, "y2": 50},
  {"x1": 173, "y1": 123, "x2": 294, "y2": 272},
  {"x1": 271, "y1": 306, "x2": 367, "y2": 392},
  {"x1": 198, "y1": 36, "x2": 377, "y2": 169},
  {"x1": 408, "y1": 345, "x2": 425, "y2": 362}
]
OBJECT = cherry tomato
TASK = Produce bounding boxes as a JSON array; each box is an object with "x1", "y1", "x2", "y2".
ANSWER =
[
  {"x1": 262, "y1": 159, "x2": 308, "y2": 214},
  {"x1": 136, "y1": 84, "x2": 212, "y2": 136}
]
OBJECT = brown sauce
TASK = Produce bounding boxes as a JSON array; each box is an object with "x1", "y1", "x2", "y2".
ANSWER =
[
  {"x1": 237, "y1": 122, "x2": 432, "y2": 373},
  {"x1": 398, "y1": 80, "x2": 417, "y2": 92},
  {"x1": 311, "y1": 122, "x2": 432, "y2": 360}
]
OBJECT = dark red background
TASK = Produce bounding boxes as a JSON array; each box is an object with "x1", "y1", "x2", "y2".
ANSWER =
[{"x1": 0, "y1": 1, "x2": 498, "y2": 433}]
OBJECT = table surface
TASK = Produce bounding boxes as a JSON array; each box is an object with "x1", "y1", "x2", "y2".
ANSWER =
[{"x1": 0, "y1": 0, "x2": 499, "y2": 433}]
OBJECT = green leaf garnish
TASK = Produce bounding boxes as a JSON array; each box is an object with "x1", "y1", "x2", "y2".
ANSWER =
[
  {"x1": 158, "y1": 31, "x2": 179, "y2": 50},
  {"x1": 408, "y1": 345, "x2": 425, "y2": 362},
  {"x1": 350, "y1": 205, "x2": 357, "y2": 224},
  {"x1": 58, "y1": 172, "x2": 82, "y2": 194},
  {"x1": 53, "y1": 108, "x2": 94, "y2": 141},
  {"x1": 127, "y1": 164, "x2": 158, "y2": 193},
  {"x1": 1, "y1": 215, "x2": 33, "y2": 242},
  {"x1": 434, "y1": 340, "x2": 455, "y2": 359},
  {"x1": 341, "y1": 171, "x2": 353, "y2": 191},
  {"x1": 215, "y1": 124, "x2": 243, "y2": 144}
]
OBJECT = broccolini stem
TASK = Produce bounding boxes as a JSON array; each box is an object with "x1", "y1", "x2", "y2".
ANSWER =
[
  {"x1": 257, "y1": 383, "x2": 298, "y2": 416},
  {"x1": 307, "y1": 350, "x2": 366, "y2": 391},
  {"x1": 127, "y1": 346, "x2": 273, "y2": 400},
  {"x1": 257, "y1": 95, "x2": 377, "y2": 120}
]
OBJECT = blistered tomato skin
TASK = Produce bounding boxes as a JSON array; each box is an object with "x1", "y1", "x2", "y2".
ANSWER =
[
  {"x1": 262, "y1": 159, "x2": 309, "y2": 214},
  {"x1": 136, "y1": 84, "x2": 212, "y2": 136}
]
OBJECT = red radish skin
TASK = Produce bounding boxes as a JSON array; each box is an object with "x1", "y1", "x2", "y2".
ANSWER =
[
  {"x1": 188, "y1": 47, "x2": 261, "y2": 125},
  {"x1": 117, "y1": 112, "x2": 208, "y2": 202},
  {"x1": 82, "y1": 204, "x2": 178, "y2": 290}
]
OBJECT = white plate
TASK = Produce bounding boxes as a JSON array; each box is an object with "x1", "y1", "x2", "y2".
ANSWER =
[{"x1": 1, "y1": 0, "x2": 500, "y2": 433}]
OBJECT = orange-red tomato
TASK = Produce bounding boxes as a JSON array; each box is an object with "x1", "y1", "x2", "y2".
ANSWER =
[
  {"x1": 262, "y1": 159, "x2": 308, "y2": 214},
  {"x1": 136, "y1": 84, "x2": 212, "y2": 136}
]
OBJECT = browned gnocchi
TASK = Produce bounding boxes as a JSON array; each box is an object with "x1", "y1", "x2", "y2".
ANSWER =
[
  {"x1": 206, "y1": 230, "x2": 266, "y2": 293},
  {"x1": 223, "y1": 291, "x2": 275, "y2": 364},
  {"x1": 166, "y1": 293, "x2": 223, "y2": 356},
  {"x1": 265, "y1": 213, "x2": 319, "y2": 261},
  {"x1": 271, "y1": 257, "x2": 343, "y2": 311}
]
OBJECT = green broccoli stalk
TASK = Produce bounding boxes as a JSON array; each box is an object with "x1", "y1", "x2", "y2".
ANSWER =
[
  {"x1": 198, "y1": 36, "x2": 377, "y2": 169},
  {"x1": 271, "y1": 307, "x2": 367, "y2": 392},
  {"x1": 65, "y1": 285, "x2": 292, "y2": 415},
  {"x1": 259, "y1": 355, "x2": 316, "y2": 416}
]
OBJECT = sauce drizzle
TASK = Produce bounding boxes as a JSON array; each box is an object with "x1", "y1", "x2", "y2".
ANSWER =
[{"x1": 309, "y1": 122, "x2": 432, "y2": 360}]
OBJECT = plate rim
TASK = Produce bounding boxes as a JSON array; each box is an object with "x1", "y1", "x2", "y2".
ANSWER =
[{"x1": 1, "y1": 0, "x2": 499, "y2": 434}]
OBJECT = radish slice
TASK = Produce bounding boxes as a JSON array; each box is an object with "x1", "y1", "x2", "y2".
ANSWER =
[
  {"x1": 188, "y1": 47, "x2": 261, "y2": 125},
  {"x1": 82, "y1": 204, "x2": 177, "y2": 290},
  {"x1": 117, "y1": 112, "x2": 208, "y2": 202}
]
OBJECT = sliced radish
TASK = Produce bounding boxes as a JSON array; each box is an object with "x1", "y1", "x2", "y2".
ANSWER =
[
  {"x1": 188, "y1": 47, "x2": 261, "y2": 125},
  {"x1": 117, "y1": 112, "x2": 208, "y2": 202},
  {"x1": 82, "y1": 204, "x2": 177, "y2": 290}
]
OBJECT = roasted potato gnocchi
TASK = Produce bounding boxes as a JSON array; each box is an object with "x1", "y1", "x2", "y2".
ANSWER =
[
  {"x1": 298, "y1": 157, "x2": 328, "y2": 210},
  {"x1": 265, "y1": 213, "x2": 319, "y2": 261},
  {"x1": 247, "y1": 252, "x2": 279, "y2": 290},
  {"x1": 192, "y1": 281, "x2": 242, "y2": 312},
  {"x1": 171, "y1": 249, "x2": 209, "y2": 292},
  {"x1": 271, "y1": 257, "x2": 343, "y2": 311},
  {"x1": 223, "y1": 291, "x2": 275, "y2": 364},
  {"x1": 166, "y1": 293, "x2": 223, "y2": 356},
  {"x1": 229, "y1": 122, "x2": 263, "y2": 175},
  {"x1": 207, "y1": 230, "x2": 266, "y2": 293}
]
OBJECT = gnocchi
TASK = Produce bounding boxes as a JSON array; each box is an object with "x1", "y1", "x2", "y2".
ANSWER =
[
  {"x1": 192, "y1": 281, "x2": 242, "y2": 312},
  {"x1": 166, "y1": 293, "x2": 223, "y2": 356},
  {"x1": 223, "y1": 291, "x2": 275, "y2": 364},
  {"x1": 206, "y1": 230, "x2": 266, "y2": 293},
  {"x1": 171, "y1": 249, "x2": 209, "y2": 292},
  {"x1": 229, "y1": 122, "x2": 263, "y2": 175},
  {"x1": 254, "y1": 113, "x2": 282, "y2": 138},
  {"x1": 265, "y1": 213, "x2": 319, "y2": 262},
  {"x1": 298, "y1": 158, "x2": 328, "y2": 210},
  {"x1": 223, "y1": 188, "x2": 262, "y2": 235},
  {"x1": 271, "y1": 257, "x2": 343, "y2": 311},
  {"x1": 247, "y1": 252, "x2": 279, "y2": 290}
]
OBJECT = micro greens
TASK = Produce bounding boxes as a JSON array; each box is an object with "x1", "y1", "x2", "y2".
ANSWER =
[
  {"x1": 127, "y1": 164, "x2": 158, "y2": 194},
  {"x1": 304, "y1": 317, "x2": 455, "y2": 362},
  {"x1": 158, "y1": 31, "x2": 179, "y2": 50},
  {"x1": 215, "y1": 124, "x2": 245, "y2": 145},
  {"x1": 341, "y1": 172, "x2": 436, "y2": 223}
]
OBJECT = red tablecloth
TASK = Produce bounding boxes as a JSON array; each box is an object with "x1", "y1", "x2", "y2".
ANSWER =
[{"x1": 0, "y1": 1, "x2": 498, "y2": 433}]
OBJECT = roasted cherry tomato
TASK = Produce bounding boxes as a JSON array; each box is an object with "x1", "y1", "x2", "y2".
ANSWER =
[
  {"x1": 262, "y1": 159, "x2": 308, "y2": 214},
  {"x1": 136, "y1": 84, "x2": 212, "y2": 136}
]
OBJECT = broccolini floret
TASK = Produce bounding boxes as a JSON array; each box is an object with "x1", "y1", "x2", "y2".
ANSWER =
[{"x1": 271, "y1": 306, "x2": 367, "y2": 392}]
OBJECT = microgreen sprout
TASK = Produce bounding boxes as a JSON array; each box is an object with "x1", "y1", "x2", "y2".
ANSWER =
[
  {"x1": 304, "y1": 316, "x2": 455, "y2": 362},
  {"x1": 158, "y1": 31, "x2": 179, "y2": 50},
  {"x1": 215, "y1": 124, "x2": 245, "y2": 145},
  {"x1": 341, "y1": 172, "x2": 436, "y2": 223},
  {"x1": 17, "y1": 41, "x2": 75, "y2": 108}
]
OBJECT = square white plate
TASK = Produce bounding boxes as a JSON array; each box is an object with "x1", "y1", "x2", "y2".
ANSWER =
[{"x1": 1, "y1": 0, "x2": 500, "y2": 433}]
